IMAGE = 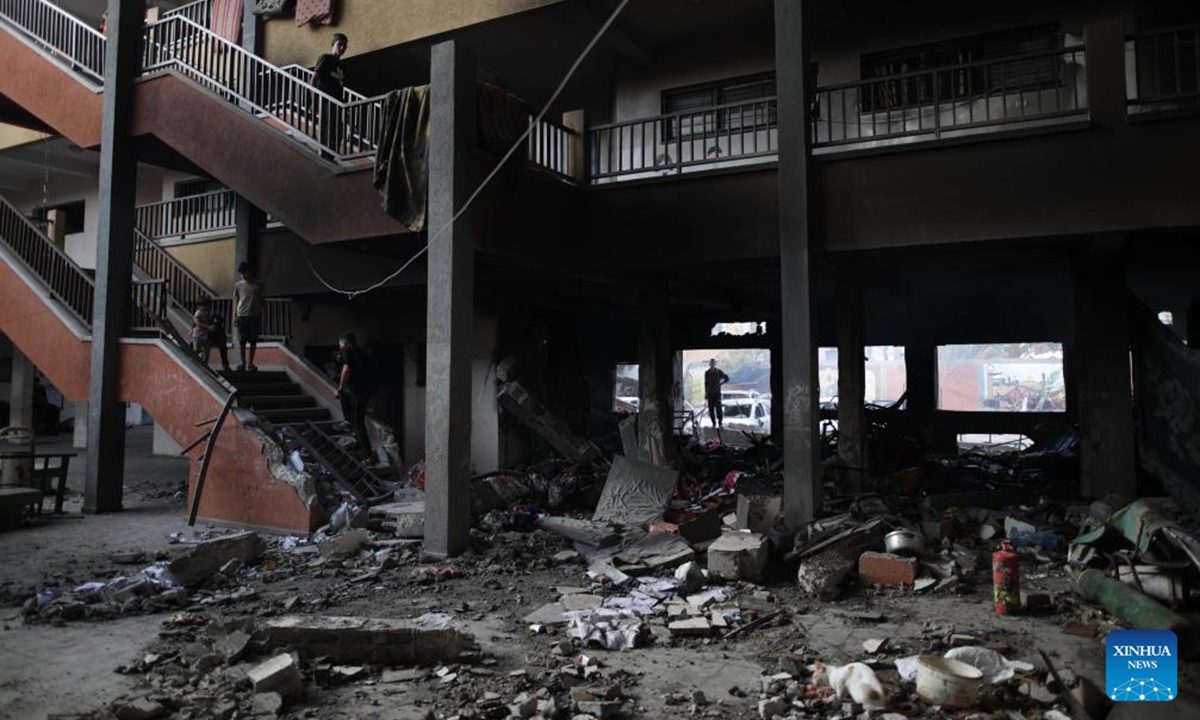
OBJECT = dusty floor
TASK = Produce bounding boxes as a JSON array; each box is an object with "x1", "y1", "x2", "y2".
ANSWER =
[{"x1": 0, "y1": 426, "x2": 1167, "y2": 720}]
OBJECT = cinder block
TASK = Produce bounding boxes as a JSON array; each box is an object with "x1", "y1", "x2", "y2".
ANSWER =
[
  {"x1": 707, "y1": 532, "x2": 769, "y2": 582},
  {"x1": 260, "y1": 615, "x2": 472, "y2": 666},
  {"x1": 247, "y1": 653, "x2": 302, "y2": 699},
  {"x1": 858, "y1": 551, "x2": 917, "y2": 587}
]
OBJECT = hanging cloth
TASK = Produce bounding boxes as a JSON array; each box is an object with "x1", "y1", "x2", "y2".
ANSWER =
[
  {"x1": 296, "y1": 0, "x2": 335, "y2": 27},
  {"x1": 209, "y1": 0, "x2": 244, "y2": 44},
  {"x1": 373, "y1": 86, "x2": 431, "y2": 233}
]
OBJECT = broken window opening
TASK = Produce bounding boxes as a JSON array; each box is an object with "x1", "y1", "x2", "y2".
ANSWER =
[
  {"x1": 936, "y1": 343, "x2": 1066, "y2": 412},
  {"x1": 710, "y1": 321, "x2": 767, "y2": 337},
  {"x1": 612, "y1": 363, "x2": 639, "y2": 413},
  {"x1": 682, "y1": 349, "x2": 771, "y2": 433},
  {"x1": 818, "y1": 346, "x2": 908, "y2": 407}
]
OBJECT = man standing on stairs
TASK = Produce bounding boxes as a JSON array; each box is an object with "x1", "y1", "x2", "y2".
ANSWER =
[
  {"x1": 312, "y1": 33, "x2": 349, "y2": 156},
  {"x1": 335, "y1": 333, "x2": 375, "y2": 461},
  {"x1": 234, "y1": 263, "x2": 263, "y2": 371}
]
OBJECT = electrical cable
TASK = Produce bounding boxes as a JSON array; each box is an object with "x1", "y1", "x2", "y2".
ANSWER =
[{"x1": 303, "y1": 0, "x2": 633, "y2": 299}]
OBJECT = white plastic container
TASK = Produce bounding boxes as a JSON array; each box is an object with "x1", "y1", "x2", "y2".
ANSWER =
[{"x1": 916, "y1": 655, "x2": 984, "y2": 709}]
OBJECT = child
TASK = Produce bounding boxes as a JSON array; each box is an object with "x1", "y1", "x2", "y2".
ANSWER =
[
  {"x1": 209, "y1": 312, "x2": 232, "y2": 372},
  {"x1": 191, "y1": 297, "x2": 215, "y2": 364}
]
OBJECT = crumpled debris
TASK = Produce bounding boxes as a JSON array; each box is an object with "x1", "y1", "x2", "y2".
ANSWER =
[
  {"x1": 895, "y1": 646, "x2": 1034, "y2": 684},
  {"x1": 564, "y1": 608, "x2": 644, "y2": 650},
  {"x1": 414, "y1": 612, "x2": 457, "y2": 629}
]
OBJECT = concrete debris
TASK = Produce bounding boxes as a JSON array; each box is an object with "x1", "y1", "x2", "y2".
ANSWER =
[
  {"x1": 707, "y1": 532, "x2": 768, "y2": 582},
  {"x1": 369, "y1": 501, "x2": 426, "y2": 538},
  {"x1": 112, "y1": 698, "x2": 167, "y2": 720},
  {"x1": 250, "y1": 691, "x2": 285, "y2": 716},
  {"x1": 538, "y1": 515, "x2": 622, "y2": 547},
  {"x1": 498, "y1": 382, "x2": 601, "y2": 463},
  {"x1": 736, "y1": 494, "x2": 782, "y2": 534},
  {"x1": 668, "y1": 616, "x2": 712, "y2": 636},
  {"x1": 318, "y1": 527, "x2": 370, "y2": 557},
  {"x1": 166, "y1": 531, "x2": 265, "y2": 587},
  {"x1": 247, "y1": 653, "x2": 303, "y2": 700},
  {"x1": 793, "y1": 517, "x2": 890, "y2": 599},
  {"x1": 259, "y1": 615, "x2": 473, "y2": 664},
  {"x1": 592, "y1": 456, "x2": 678, "y2": 526}
]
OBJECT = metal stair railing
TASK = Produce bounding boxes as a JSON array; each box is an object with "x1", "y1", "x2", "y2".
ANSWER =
[
  {"x1": 0, "y1": 0, "x2": 105, "y2": 84},
  {"x1": 141, "y1": 13, "x2": 382, "y2": 160},
  {"x1": 0, "y1": 193, "x2": 94, "y2": 325},
  {"x1": 133, "y1": 227, "x2": 217, "y2": 313},
  {"x1": 280, "y1": 64, "x2": 372, "y2": 104},
  {"x1": 161, "y1": 0, "x2": 213, "y2": 26}
]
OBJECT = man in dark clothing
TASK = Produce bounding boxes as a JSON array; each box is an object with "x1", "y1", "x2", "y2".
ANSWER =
[
  {"x1": 312, "y1": 33, "x2": 348, "y2": 154},
  {"x1": 704, "y1": 358, "x2": 730, "y2": 428},
  {"x1": 336, "y1": 332, "x2": 374, "y2": 459}
]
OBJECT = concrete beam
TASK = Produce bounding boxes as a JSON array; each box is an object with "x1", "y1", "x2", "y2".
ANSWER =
[
  {"x1": 423, "y1": 40, "x2": 476, "y2": 558},
  {"x1": 85, "y1": 1, "x2": 144, "y2": 513},
  {"x1": 774, "y1": 0, "x2": 820, "y2": 526},
  {"x1": 836, "y1": 276, "x2": 866, "y2": 489}
]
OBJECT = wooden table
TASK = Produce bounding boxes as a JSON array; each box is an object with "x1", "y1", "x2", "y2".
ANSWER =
[{"x1": 0, "y1": 451, "x2": 77, "y2": 514}]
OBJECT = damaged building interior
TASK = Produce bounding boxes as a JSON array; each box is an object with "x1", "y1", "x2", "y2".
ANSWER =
[{"x1": 1, "y1": 0, "x2": 1199, "y2": 718}]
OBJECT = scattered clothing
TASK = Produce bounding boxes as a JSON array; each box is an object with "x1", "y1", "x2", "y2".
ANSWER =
[
  {"x1": 296, "y1": 0, "x2": 334, "y2": 27},
  {"x1": 209, "y1": 0, "x2": 243, "y2": 44},
  {"x1": 373, "y1": 86, "x2": 431, "y2": 232}
]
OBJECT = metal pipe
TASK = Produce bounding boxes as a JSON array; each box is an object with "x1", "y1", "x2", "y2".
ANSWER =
[{"x1": 1075, "y1": 568, "x2": 1199, "y2": 659}]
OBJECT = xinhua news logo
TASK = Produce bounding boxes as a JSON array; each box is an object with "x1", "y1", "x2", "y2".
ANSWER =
[{"x1": 1106, "y1": 629, "x2": 1177, "y2": 702}]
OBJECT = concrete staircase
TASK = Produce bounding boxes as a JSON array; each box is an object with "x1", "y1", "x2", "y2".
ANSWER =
[{"x1": 221, "y1": 369, "x2": 332, "y2": 424}]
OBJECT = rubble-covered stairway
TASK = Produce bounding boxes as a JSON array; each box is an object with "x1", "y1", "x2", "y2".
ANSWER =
[
  {"x1": 0, "y1": 198, "x2": 322, "y2": 533},
  {"x1": 0, "y1": 0, "x2": 406, "y2": 245}
]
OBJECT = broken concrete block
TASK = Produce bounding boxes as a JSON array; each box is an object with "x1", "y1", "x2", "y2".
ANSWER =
[
  {"x1": 247, "y1": 654, "x2": 303, "y2": 700},
  {"x1": 576, "y1": 700, "x2": 623, "y2": 718},
  {"x1": 862, "y1": 638, "x2": 888, "y2": 654},
  {"x1": 668, "y1": 617, "x2": 712, "y2": 637},
  {"x1": 319, "y1": 528, "x2": 370, "y2": 557},
  {"x1": 562, "y1": 594, "x2": 604, "y2": 612},
  {"x1": 523, "y1": 603, "x2": 570, "y2": 626},
  {"x1": 371, "y1": 501, "x2": 425, "y2": 538},
  {"x1": 707, "y1": 532, "x2": 769, "y2": 582},
  {"x1": 260, "y1": 615, "x2": 472, "y2": 665},
  {"x1": 498, "y1": 382, "x2": 601, "y2": 463},
  {"x1": 592, "y1": 456, "x2": 678, "y2": 526},
  {"x1": 758, "y1": 696, "x2": 788, "y2": 719},
  {"x1": 167, "y1": 532, "x2": 264, "y2": 587},
  {"x1": 736, "y1": 494, "x2": 782, "y2": 535},
  {"x1": 859, "y1": 551, "x2": 917, "y2": 586},
  {"x1": 113, "y1": 698, "x2": 167, "y2": 720},
  {"x1": 217, "y1": 630, "x2": 252, "y2": 662},
  {"x1": 250, "y1": 691, "x2": 284, "y2": 716},
  {"x1": 794, "y1": 517, "x2": 890, "y2": 600},
  {"x1": 1021, "y1": 590, "x2": 1053, "y2": 614}
]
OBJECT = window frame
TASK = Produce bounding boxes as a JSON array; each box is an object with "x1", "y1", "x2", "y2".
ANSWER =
[{"x1": 661, "y1": 71, "x2": 778, "y2": 141}]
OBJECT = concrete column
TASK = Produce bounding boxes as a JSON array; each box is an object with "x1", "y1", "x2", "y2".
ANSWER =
[
  {"x1": 1084, "y1": 20, "x2": 1128, "y2": 130},
  {"x1": 774, "y1": 0, "x2": 820, "y2": 526},
  {"x1": 73, "y1": 402, "x2": 88, "y2": 449},
  {"x1": 836, "y1": 277, "x2": 866, "y2": 490},
  {"x1": 241, "y1": 0, "x2": 263, "y2": 55},
  {"x1": 562, "y1": 110, "x2": 586, "y2": 182},
  {"x1": 85, "y1": 1, "x2": 144, "y2": 514},
  {"x1": 8, "y1": 349, "x2": 34, "y2": 430},
  {"x1": 637, "y1": 285, "x2": 672, "y2": 464},
  {"x1": 234, "y1": 195, "x2": 266, "y2": 271},
  {"x1": 423, "y1": 40, "x2": 476, "y2": 558},
  {"x1": 904, "y1": 340, "x2": 937, "y2": 446},
  {"x1": 1073, "y1": 239, "x2": 1136, "y2": 498}
]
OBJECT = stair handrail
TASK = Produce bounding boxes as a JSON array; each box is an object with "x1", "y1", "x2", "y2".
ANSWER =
[
  {"x1": 132, "y1": 227, "x2": 217, "y2": 312},
  {"x1": 280, "y1": 64, "x2": 372, "y2": 104},
  {"x1": 161, "y1": 0, "x2": 213, "y2": 26},
  {"x1": 0, "y1": 193, "x2": 95, "y2": 326},
  {"x1": 141, "y1": 13, "x2": 383, "y2": 161},
  {"x1": 0, "y1": 0, "x2": 105, "y2": 84}
]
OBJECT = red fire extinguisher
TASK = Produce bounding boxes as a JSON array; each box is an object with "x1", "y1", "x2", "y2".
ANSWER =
[{"x1": 993, "y1": 539, "x2": 1020, "y2": 615}]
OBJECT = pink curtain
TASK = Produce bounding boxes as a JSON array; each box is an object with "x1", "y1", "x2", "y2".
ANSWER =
[{"x1": 209, "y1": 0, "x2": 244, "y2": 44}]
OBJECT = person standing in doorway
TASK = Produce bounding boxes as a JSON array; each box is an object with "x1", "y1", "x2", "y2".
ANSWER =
[
  {"x1": 234, "y1": 263, "x2": 263, "y2": 371},
  {"x1": 705, "y1": 358, "x2": 730, "y2": 429},
  {"x1": 312, "y1": 33, "x2": 349, "y2": 155},
  {"x1": 336, "y1": 333, "x2": 375, "y2": 460}
]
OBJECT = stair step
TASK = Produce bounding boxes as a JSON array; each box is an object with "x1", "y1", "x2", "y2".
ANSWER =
[
  {"x1": 221, "y1": 369, "x2": 291, "y2": 383},
  {"x1": 256, "y1": 407, "x2": 332, "y2": 423},
  {"x1": 240, "y1": 395, "x2": 320, "y2": 410},
  {"x1": 234, "y1": 382, "x2": 304, "y2": 396}
]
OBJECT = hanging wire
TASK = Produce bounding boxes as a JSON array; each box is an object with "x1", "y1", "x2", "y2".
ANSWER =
[{"x1": 302, "y1": 0, "x2": 633, "y2": 299}]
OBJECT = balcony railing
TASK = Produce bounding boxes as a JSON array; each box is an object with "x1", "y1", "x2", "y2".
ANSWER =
[
  {"x1": 135, "y1": 189, "x2": 236, "y2": 240},
  {"x1": 132, "y1": 228, "x2": 216, "y2": 314},
  {"x1": 528, "y1": 116, "x2": 581, "y2": 181},
  {"x1": 129, "y1": 279, "x2": 169, "y2": 333},
  {"x1": 1128, "y1": 24, "x2": 1200, "y2": 111},
  {"x1": 161, "y1": 0, "x2": 212, "y2": 26},
  {"x1": 589, "y1": 97, "x2": 779, "y2": 181},
  {"x1": 812, "y1": 46, "x2": 1087, "y2": 149},
  {"x1": 0, "y1": 0, "x2": 105, "y2": 83}
]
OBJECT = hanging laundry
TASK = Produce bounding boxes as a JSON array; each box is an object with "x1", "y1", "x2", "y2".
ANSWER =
[
  {"x1": 373, "y1": 86, "x2": 431, "y2": 233},
  {"x1": 296, "y1": 0, "x2": 335, "y2": 27},
  {"x1": 210, "y1": 0, "x2": 244, "y2": 43}
]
